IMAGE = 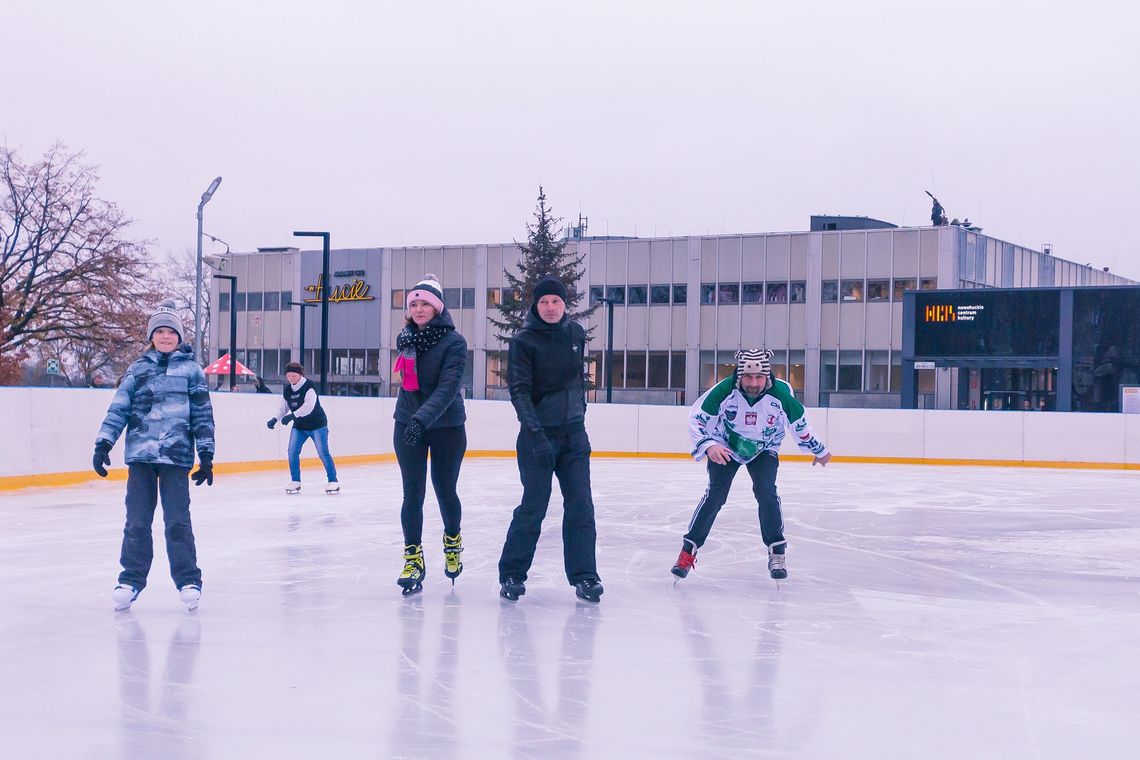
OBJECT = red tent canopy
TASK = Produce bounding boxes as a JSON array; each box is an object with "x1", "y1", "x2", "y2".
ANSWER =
[{"x1": 203, "y1": 353, "x2": 257, "y2": 377}]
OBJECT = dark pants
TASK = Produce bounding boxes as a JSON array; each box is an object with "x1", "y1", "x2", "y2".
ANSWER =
[
  {"x1": 393, "y1": 422, "x2": 466, "y2": 546},
  {"x1": 498, "y1": 428, "x2": 599, "y2": 585},
  {"x1": 119, "y1": 463, "x2": 201, "y2": 591},
  {"x1": 682, "y1": 451, "x2": 786, "y2": 552}
]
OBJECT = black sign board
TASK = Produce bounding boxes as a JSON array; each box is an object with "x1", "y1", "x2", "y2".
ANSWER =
[{"x1": 914, "y1": 290, "x2": 1060, "y2": 357}]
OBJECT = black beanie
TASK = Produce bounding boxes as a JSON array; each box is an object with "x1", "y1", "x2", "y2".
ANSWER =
[{"x1": 533, "y1": 276, "x2": 568, "y2": 303}]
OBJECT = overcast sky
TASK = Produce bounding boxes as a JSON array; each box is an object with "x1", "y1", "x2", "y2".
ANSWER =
[{"x1": 6, "y1": 1, "x2": 1139, "y2": 278}]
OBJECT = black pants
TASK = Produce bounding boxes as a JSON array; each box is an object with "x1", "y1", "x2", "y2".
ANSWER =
[
  {"x1": 393, "y1": 422, "x2": 466, "y2": 546},
  {"x1": 682, "y1": 451, "x2": 785, "y2": 552},
  {"x1": 119, "y1": 463, "x2": 201, "y2": 591},
  {"x1": 498, "y1": 428, "x2": 599, "y2": 585}
]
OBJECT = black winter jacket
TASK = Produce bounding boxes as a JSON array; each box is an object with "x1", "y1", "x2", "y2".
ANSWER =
[
  {"x1": 508, "y1": 308, "x2": 587, "y2": 433},
  {"x1": 393, "y1": 311, "x2": 468, "y2": 430}
]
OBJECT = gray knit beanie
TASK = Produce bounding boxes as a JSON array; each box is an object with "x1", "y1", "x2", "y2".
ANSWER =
[{"x1": 147, "y1": 300, "x2": 184, "y2": 342}]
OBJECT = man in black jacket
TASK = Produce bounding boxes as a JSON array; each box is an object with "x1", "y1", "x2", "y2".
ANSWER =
[{"x1": 498, "y1": 277, "x2": 603, "y2": 603}]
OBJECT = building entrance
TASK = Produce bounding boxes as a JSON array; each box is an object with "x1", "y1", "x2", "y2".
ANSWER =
[{"x1": 959, "y1": 367, "x2": 1056, "y2": 411}]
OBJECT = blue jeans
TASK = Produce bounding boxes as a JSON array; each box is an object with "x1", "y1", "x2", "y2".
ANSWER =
[
  {"x1": 119, "y1": 463, "x2": 201, "y2": 591},
  {"x1": 287, "y1": 425, "x2": 338, "y2": 483}
]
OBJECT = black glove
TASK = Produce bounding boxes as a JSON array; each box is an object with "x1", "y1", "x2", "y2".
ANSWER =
[
  {"x1": 524, "y1": 429, "x2": 554, "y2": 466},
  {"x1": 267, "y1": 417, "x2": 278, "y2": 429},
  {"x1": 403, "y1": 419, "x2": 425, "y2": 446},
  {"x1": 191, "y1": 452, "x2": 214, "y2": 486},
  {"x1": 93, "y1": 441, "x2": 112, "y2": 478},
  {"x1": 282, "y1": 414, "x2": 295, "y2": 426}
]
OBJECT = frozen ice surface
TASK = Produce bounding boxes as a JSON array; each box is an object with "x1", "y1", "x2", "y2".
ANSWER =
[{"x1": 2, "y1": 458, "x2": 1139, "y2": 759}]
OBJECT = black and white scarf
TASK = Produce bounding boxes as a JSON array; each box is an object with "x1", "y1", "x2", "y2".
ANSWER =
[{"x1": 396, "y1": 322, "x2": 452, "y2": 356}]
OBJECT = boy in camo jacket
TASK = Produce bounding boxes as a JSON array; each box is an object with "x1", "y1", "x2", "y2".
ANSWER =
[{"x1": 93, "y1": 301, "x2": 215, "y2": 612}]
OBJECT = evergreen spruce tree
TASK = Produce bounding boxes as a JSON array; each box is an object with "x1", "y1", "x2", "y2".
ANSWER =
[{"x1": 489, "y1": 186, "x2": 597, "y2": 343}]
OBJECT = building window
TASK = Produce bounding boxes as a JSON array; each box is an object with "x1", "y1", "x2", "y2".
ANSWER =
[
  {"x1": 219, "y1": 292, "x2": 230, "y2": 311},
  {"x1": 501, "y1": 287, "x2": 522, "y2": 305},
  {"x1": 920, "y1": 278, "x2": 937, "y2": 290},
  {"x1": 486, "y1": 351, "x2": 508, "y2": 387},
  {"x1": 866, "y1": 280, "x2": 890, "y2": 302},
  {"x1": 742, "y1": 282, "x2": 765, "y2": 304},
  {"x1": 625, "y1": 351, "x2": 647, "y2": 388},
  {"x1": 787, "y1": 350, "x2": 805, "y2": 394},
  {"x1": 443, "y1": 288, "x2": 460, "y2": 310},
  {"x1": 589, "y1": 286, "x2": 605, "y2": 306},
  {"x1": 821, "y1": 281, "x2": 839, "y2": 303},
  {"x1": 820, "y1": 350, "x2": 837, "y2": 391},
  {"x1": 700, "y1": 283, "x2": 717, "y2": 304},
  {"x1": 486, "y1": 288, "x2": 501, "y2": 307},
  {"x1": 605, "y1": 286, "x2": 625, "y2": 304},
  {"x1": 790, "y1": 281, "x2": 806, "y2": 303},
  {"x1": 718, "y1": 283, "x2": 739, "y2": 304},
  {"x1": 838, "y1": 350, "x2": 862, "y2": 390},
  {"x1": 627, "y1": 285, "x2": 648, "y2": 305},
  {"x1": 893, "y1": 278, "x2": 917, "y2": 300},
  {"x1": 865, "y1": 350, "x2": 890, "y2": 391},
  {"x1": 461, "y1": 288, "x2": 475, "y2": 309},
  {"x1": 392, "y1": 289, "x2": 405, "y2": 309},
  {"x1": 648, "y1": 352, "x2": 670, "y2": 388},
  {"x1": 235, "y1": 292, "x2": 247, "y2": 312},
  {"x1": 766, "y1": 282, "x2": 788, "y2": 303},
  {"x1": 841, "y1": 280, "x2": 863, "y2": 302},
  {"x1": 650, "y1": 285, "x2": 671, "y2": 304},
  {"x1": 247, "y1": 292, "x2": 263, "y2": 311},
  {"x1": 673, "y1": 284, "x2": 688, "y2": 304},
  {"x1": 280, "y1": 291, "x2": 292, "y2": 310},
  {"x1": 264, "y1": 291, "x2": 280, "y2": 311},
  {"x1": 670, "y1": 351, "x2": 686, "y2": 390}
]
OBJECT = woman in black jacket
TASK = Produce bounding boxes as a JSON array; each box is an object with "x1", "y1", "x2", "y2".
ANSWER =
[{"x1": 392, "y1": 274, "x2": 468, "y2": 596}]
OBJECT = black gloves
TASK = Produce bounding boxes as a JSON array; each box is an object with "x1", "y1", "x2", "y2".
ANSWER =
[
  {"x1": 282, "y1": 414, "x2": 295, "y2": 426},
  {"x1": 93, "y1": 441, "x2": 112, "y2": 477},
  {"x1": 268, "y1": 414, "x2": 294, "y2": 429},
  {"x1": 266, "y1": 417, "x2": 277, "y2": 429},
  {"x1": 524, "y1": 429, "x2": 554, "y2": 465},
  {"x1": 191, "y1": 452, "x2": 214, "y2": 486},
  {"x1": 403, "y1": 419, "x2": 425, "y2": 447}
]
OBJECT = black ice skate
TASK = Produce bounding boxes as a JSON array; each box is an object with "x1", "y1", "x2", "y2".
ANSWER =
[
  {"x1": 499, "y1": 576, "x2": 525, "y2": 601},
  {"x1": 672, "y1": 548, "x2": 697, "y2": 579},
  {"x1": 574, "y1": 578, "x2": 604, "y2": 603},
  {"x1": 397, "y1": 545, "x2": 425, "y2": 596},
  {"x1": 443, "y1": 533, "x2": 463, "y2": 583},
  {"x1": 768, "y1": 550, "x2": 787, "y2": 580}
]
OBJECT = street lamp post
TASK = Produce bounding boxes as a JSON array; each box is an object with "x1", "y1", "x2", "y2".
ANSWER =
[
  {"x1": 292, "y1": 230, "x2": 331, "y2": 394},
  {"x1": 597, "y1": 297, "x2": 617, "y2": 403},
  {"x1": 213, "y1": 274, "x2": 238, "y2": 391},
  {"x1": 194, "y1": 177, "x2": 222, "y2": 365},
  {"x1": 288, "y1": 300, "x2": 318, "y2": 370}
]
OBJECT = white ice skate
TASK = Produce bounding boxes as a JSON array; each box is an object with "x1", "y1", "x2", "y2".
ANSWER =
[
  {"x1": 286, "y1": 482, "x2": 302, "y2": 495},
  {"x1": 112, "y1": 584, "x2": 139, "y2": 611},
  {"x1": 180, "y1": 584, "x2": 202, "y2": 611},
  {"x1": 325, "y1": 482, "x2": 340, "y2": 495}
]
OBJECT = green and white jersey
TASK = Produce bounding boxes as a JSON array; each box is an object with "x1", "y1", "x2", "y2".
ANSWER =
[{"x1": 688, "y1": 376, "x2": 828, "y2": 464}]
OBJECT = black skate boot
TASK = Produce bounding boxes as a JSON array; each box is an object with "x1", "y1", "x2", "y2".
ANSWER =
[
  {"x1": 768, "y1": 543, "x2": 787, "y2": 580},
  {"x1": 397, "y1": 545, "x2": 426, "y2": 596},
  {"x1": 499, "y1": 576, "x2": 525, "y2": 601},
  {"x1": 443, "y1": 532, "x2": 463, "y2": 583},
  {"x1": 573, "y1": 578, "x2": 604, "y2": 603},
  {"x1": 672, "y1": 542, "x2": 697, "y2": 579}
]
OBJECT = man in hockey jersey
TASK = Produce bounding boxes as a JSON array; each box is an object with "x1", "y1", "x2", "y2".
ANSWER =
[
  {"x1": 267, "y1": 361, "x2": 340, "y2": 494},
  {"x1": 673, "y1": 348, "x2": 830, "y2": 581}
]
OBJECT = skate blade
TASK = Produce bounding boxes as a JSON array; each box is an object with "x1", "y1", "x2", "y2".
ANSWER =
[
  {"x1": 400, "y1": 584, "x2": 423, "y2": 597},
  {"x1": 325, "y1": 488, "x2": 340, "y2": 495}
]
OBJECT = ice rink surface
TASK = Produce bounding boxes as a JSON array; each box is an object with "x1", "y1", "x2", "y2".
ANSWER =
[{"x1": 2, "y1": 457, "x2": 1138, "y2": 760}]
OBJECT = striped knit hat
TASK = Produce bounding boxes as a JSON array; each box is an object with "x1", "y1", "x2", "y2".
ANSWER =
[
  {"x1": 734, "y1": 348, "x2": 773, "y2": 389},
  {"x1": 147, "y1": 300, "x2": 184, "y2": 342},
  {"x1": 406, "y1": 273, "x2": 445, "y2": 313}
]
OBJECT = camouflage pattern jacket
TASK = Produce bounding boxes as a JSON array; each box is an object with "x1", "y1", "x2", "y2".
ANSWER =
[{"x1": 96, "y1": 346, "x2": 215, "y2": 467}]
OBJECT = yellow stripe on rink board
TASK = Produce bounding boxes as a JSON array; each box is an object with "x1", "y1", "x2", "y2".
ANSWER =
[{"x1": 3, "y1": 451, "x2": 1137, "y2": 491}]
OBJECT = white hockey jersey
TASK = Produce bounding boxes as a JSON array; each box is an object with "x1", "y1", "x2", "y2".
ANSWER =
[{"x1": 689, "y1": 377, "x2": 828, "y2": 464}]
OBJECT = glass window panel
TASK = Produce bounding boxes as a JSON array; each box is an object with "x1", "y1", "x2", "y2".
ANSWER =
[
  {"x1": 442, "y1": 288, "x2": 460, "y2": 309},
  {"x1": 247, "y1": 292, "x2": 263, "y2": 311},
  {"x1": 920, "y1": 278, "x2": 937, "y2": 290},
  {"x1": 625, "y1": 351, "x2": 647, "y2": 388},
  {"x1": 650, "y1": 285, "x2": 671, "y2": 304},
  {"x1": 672, "y1": 285, "x2": 688, "y2": 304},
  {"x1": 742, "y1": 282, "x2": 765, "y2": 304},
  {"x1": 628, "y1": 286, "x2": 648, "y2": 305},
  {"x1": 838, "y1": 350, "x2": 862, "y2": 390},
  {"x1": 766, "y1": 282, "x2": 788, "y2": 303},
  {"x1": 461, "y1": 288, "x2": 475, "y2": 309},
  {"x1": 606, "y1": 286, "x2": 625, "y2": 304},
  {"x1": 263, "y1": 291, "x2": 280, "y2": 311},
  {"x1": 865, "y1": 350, "x2": 890, "y2": 391},
  {"x1": 219, "y1": 292, "x2": 230, "y2": 311},
  {"x1": 821, "y1": 281, "x2": 839, "y2": 302},
  {"x1": 867, "y1": 280, "x2": 890, "y2": 302},
  {"x1": 670, "y1": 352, "x2": 686, "y2": 390},
  {"x1": 392, "y1": 289, "x2": 405, "y2": 309},
  {"x1": 820, "y1": 350, "x2": 837, "y2": 391},
  {"x1": 790, "y1": 282, "x2": 806, "y2": 303},
  {"x1": 609, "y1": 351, "x2": 625, "y2": 388},
  {"x1": 700, "y1": 284, "x2": 716, "y2": 305},
  {"x1": 485, "y1": 351, "x2": 508, "y2": 387},
  {"x1": 235, "y1": 292, "x2": 247, "y2": 312},
  {"x1": 893, "y1": 278, "x2": 917, "y2": 300},
  {"x1": 647, "y1": 352, "x2": 670, "y2": 388},
  {"x1": 718, "y1": 283, "x2": 739, "y2": 305},
  {"x1": 787, "y1": 350, "x2": 805, "y2": 394},
  {"x1": 280, "y1": 291, "x2": 292, "y2": 310},
  {"x1": 589, "y1": 286, "x2": 605, "y2": 306},
  {"x1": 486, "y1": 288, "x2": 501, "y2": 307},
  {"x1": 841, "y1": 280, "x2": 864, "y2": 302}
]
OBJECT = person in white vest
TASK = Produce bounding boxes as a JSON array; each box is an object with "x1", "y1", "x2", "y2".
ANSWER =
[{"x1": 673, "y1": 348, "x2": 831, "y2": 582}]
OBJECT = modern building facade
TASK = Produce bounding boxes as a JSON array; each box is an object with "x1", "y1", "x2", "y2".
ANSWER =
[{"x1": 212, "y1": 217, "x2": 1132, "y2": 408}]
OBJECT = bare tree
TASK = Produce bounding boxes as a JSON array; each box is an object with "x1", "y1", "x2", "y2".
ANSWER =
[{"x1": 1, "y1": 143, "x2": 153, "y2": 384}]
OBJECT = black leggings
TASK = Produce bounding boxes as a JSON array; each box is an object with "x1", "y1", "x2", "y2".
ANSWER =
[{"x1": 393, "y1": 423, "x2": 466, "y2": 546}]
